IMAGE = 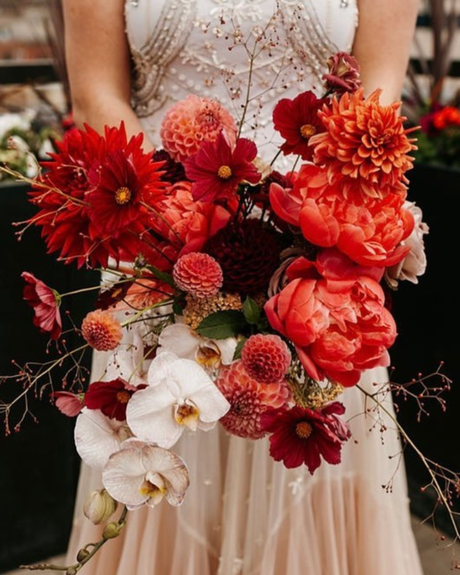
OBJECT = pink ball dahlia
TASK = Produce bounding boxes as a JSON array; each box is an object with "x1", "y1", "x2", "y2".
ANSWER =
[
  {"x1": 160, "y1": 95, "x2": 237, "y2": 163},
  {"x1": 241, "y1": 334, "x2": 291, "y2": 384},
  {"x1": 81, "y1": 310, "x2": 122, "y2": 351},
  {"x1": 173, "y1": 252, "x2": 223, "y2": 298},
  {"x1": 216, "y1": 361, "x2": 291, "y2": 439}
]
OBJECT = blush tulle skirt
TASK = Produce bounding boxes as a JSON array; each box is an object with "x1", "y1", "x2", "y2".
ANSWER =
[{"x1": 66, "y1": 365, "x2": 424, "y2": 575}]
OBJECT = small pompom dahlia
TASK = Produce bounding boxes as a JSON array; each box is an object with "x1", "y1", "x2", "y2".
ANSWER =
[
  {"x1": 216, "y1": 361, "x2": 291, "y2": 439},
  {"x1": 203, "y1": 218, "x2": 281, "y2": 295},
  {"x1": 173, "y1": 252, "x2": 223, "y2": 298},
  {"x1": 310, "y1": 89, "x2": 417, "y2": 200},
  {"x1": 241, "y1": 334, "x2": 291, "y2": 384},
  {"x1": 81, "y1": 310, "x2": 123, "y2": 351},
  {"x1": 160, "y1": 95, "x2": 237, "y2": 163}
]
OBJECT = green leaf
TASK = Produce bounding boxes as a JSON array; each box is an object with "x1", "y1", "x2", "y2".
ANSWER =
[
  {"x1": 196, "y1": 310, "x2": 246, "y2": 340},
  {"x1": 232, "y1": 337, "x2": 247, "y2": 361},
  {"x1": 145, "y1": 265, "x2": 176, "y2": 288},
  {"x1": 243, "y1": 297, "x2": 260, "y2": 325}
]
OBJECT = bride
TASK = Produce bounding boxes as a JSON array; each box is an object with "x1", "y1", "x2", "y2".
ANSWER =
[{"x1": 62, "y1": 1, "x2": 422, "y2": 573}]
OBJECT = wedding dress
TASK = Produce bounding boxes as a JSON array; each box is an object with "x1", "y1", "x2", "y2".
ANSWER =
[{"x1": 66, "y1": 1, "x2": 424, "y2": 574}]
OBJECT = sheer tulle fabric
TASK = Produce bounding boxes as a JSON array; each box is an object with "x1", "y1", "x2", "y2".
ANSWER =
[{"x1": 66, "y1": 1, "x2": 423, "y2": 573}]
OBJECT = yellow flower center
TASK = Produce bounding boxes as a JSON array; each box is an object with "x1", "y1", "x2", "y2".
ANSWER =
[
  {"x1": 116, "y1": 390, "x2": 130, "y2": 404},
  {"x1": 217, "y1": 165, "x2": 232, "y2": 180},
  {"x1": 175, "y1": 402, "x2": 200, "y2": 429},
  {"x1": 196, "y1": 344, "x2": 221, "y2": 369},
  {"x1": 139, "y1": 474, "x2": 166, "y2": 504},
  {"x1": 295, "y1": 421, "x2": 313, "y2": 439},
  {"x1": 300, "y1": 124, "x2": 316, "y2": 140},
  {"x1": 115, "y1": 186, "x2": 132, "y2": 205}
]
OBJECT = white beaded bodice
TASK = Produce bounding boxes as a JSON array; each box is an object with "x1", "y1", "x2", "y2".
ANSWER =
[{"x1": 124, "y1": 0, "x2": 358, "y2": 158}]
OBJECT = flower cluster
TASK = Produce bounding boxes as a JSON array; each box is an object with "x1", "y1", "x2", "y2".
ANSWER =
[{"x1": 1, "y1": 53, "x2": 427, "y2": 525}]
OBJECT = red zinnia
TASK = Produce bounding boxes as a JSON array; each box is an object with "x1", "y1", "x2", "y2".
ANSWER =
[
  {"x1": 22, "y1": 272, "x2": 62, "y2": 340},
  {"x1": 185, "y1": 132, "x2": 261, "y2": 203},
  {"x1": 84, "y1": 378, "x2": 139, "y2": 421},
  {"x1": 272, "y1": 90, "x2": 329, "y2": 161},
  {"x1": 260, "y1": 402, "x2": 351, "y2": 473}
]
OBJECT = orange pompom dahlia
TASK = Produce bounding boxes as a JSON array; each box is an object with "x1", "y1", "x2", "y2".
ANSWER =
[
  {"x1": 81, "y1": 310, "x2": 123, "y2": 351},
  {"x1": 311, "y1": 89, "x2": 417, "y2": 200},
  {"x1": 160, "y1": 95, "x2": 237, "y2": 163}
]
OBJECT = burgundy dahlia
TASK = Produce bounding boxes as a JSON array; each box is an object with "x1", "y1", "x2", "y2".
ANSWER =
[
  {"x1": 203, "y1": 218, "x2": 281, "y2": 295},
  {"x1": 152, "y1": 149, "x2": 187, "y2": 184}
]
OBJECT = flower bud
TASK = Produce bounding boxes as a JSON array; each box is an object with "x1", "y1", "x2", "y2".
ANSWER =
[
  {"x1": 322, "y1": 51, "x2": 362, "y2": 94},
  {"x1": 83, "y1": 489, "x2": 118, "y2": 525},
  {"x1": 102, "y1": 521, "x2": 123, "y2": 540},
  {"x1": 66, "y1": 568, "x2": 78, "y2": 575},
  {"x1": 76, "y1": 548, "x2": 90, "y2": 562}
]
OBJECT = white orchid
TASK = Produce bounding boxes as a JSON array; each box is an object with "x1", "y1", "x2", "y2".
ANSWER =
[
  {"x1": 74, "y1": 408, "x2": 132, "y2": 470},
  {"x1": 158, "y1": 322, "x2": 236, "y2": 370},
  {"x1": 126, "y1": 352, "x2": 230, "y2": 448},
  {"x1": 102, "y1": 439, "x2": 189, "y2": 510}
]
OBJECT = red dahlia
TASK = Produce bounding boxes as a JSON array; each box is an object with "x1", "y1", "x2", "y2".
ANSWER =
[
  {"x1": 272, "y1": 90, "x2": 329, "y2": 161},
  {"x1": 260, "y1": 402, "x2": 351, "y2": 473},
  {"x1": 22, "y1": 272, "x2": 62, "y2": 340}
]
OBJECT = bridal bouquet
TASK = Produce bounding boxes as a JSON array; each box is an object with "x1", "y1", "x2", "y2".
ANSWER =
[{"x1": 1, "y1": 52, "x2": 432, "y2": 567}]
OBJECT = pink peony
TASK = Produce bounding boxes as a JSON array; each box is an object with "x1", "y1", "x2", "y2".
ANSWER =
[
  {"x1": 160, "y1": 95, "x2": 237, "y2": 163},
  {"x1": 215, "y1": 361, "x2": 291, "y2": 439}
]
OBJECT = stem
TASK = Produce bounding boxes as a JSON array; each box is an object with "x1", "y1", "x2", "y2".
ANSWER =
[
  {"x1": 356, "y1": 384, "x2": 460, "y2": 541},
  {"x1": 20, "y1": 507, "x2": 129, "y2": 573}
]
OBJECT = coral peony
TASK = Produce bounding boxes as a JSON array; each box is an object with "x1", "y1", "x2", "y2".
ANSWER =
[
  {"x1": 260, "y1": 402, "x2": 350, "y2": 473},
  {"x1": 215, "y1": 361, "x2": 291, "y2": 439},
  {"x1": 241, "y1": 334, "x2": 291, "y2": 384},
  {"x1": 185, "y1": 132, "x2": 261, "y2": 203},
  {"x1": 81, "y1": 309, "x2": 123, "y2": 351},
  {"x1": 145, "y1": 180, "x2": 234, "y2": 271},
  {"x1": 271, "y1": 163, "x2": 415, "y2": 268},
  {"x1": 272, "y1": 90, "x2": 328, "y2": 160},
  {"x1": 160, "y1": 95, "x2": 237, "y2": 163},
  {"x1": 21, "y1": 272, "x2": 62, "y2": 340},
  {"x1": 173, "y1": 252, "x2": 223, "y2": 298},
  {"x1": 264, "y1": 249, "x2": 397, "y2": 386},
  {"x1": 310, "y1": 89, "x2": 417, "y2": 200}
]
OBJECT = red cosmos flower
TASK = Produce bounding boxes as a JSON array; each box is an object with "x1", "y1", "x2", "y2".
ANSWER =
[
  {"x1": 310, "y1": 89, "x2": 417, "y2": 200},
  {"x1": 21, "y1": 272, "x2": 62, "y2": 340},
  {"x1": 432, "y1": 106, "x2": 460, "y2": 130},
  {"x1": 272, "y1": 91, "x2": 329, "y2": 161},
  {"x1": 260, "y1": 402, "x2": 351, "y2": 473},
  {"x1": 53, "y1": 391, "x2": 84, "y2": 417},
  {"x1": 28, "y1": 123, "x2": 166, "y2": 268},
  {"x1": 264, "y1": 249, "x2": 397, "y2": 387},
  {"x1": 185, "y1": 132, "x2": 261, "y2": 203},
  {"x1": 270, "y1": 163, "x2": 414, "y2": 268},
  {"x1": 84, "y1": 378, "x2": 142, "y2": 421}
]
